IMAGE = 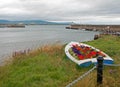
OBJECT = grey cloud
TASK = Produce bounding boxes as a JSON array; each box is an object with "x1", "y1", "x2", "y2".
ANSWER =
[{"x1": 0, "y1": 0, "x2": 120, "y2": 24}]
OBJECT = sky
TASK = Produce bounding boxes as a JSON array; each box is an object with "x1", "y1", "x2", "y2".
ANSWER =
[{"x1": 0, "y1": 0, "x2": 120, "y2": 24}]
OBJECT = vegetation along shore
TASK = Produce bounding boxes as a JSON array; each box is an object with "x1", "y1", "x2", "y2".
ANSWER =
[{"x1": 0, "y1": 35, "x2": 120, "y2": 87}]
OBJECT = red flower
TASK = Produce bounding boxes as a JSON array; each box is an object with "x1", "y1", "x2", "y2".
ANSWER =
[
  {"x1": 86, "y1": 53, "x2": 92, "y2": 58},
  {"x1": 71, "y1": 44, "x2": 106, "y2": 60},
  {"x1": 78, "y1": 55, "x2": 84, "y2": 60},
  {"x1": 85, "y1": 47, "x2": 90, "y2": 50},
  {"x1": 90, "y1": 51, "x2": 97, "y2": 57}
]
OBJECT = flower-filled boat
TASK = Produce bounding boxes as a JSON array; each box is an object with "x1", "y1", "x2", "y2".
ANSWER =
[{"x1": 65, "y1": 42, "x2": 114, "y2": 67}]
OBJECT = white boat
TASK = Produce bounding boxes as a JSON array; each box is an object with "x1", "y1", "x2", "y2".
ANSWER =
[{"x1": 65, "y1": 41, "x2": 114, "y2": 67}]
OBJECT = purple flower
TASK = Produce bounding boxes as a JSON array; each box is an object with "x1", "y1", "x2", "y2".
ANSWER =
[{"x1": 72, "y1": 47, "x2": 81, "y2": 55}]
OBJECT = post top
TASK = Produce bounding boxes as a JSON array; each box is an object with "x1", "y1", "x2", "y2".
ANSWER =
[{"x1": 97, "y1": 56, "x2": 104, "y2": 61}]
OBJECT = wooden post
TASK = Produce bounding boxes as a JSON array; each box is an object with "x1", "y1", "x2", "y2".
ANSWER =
[{"x1": 97, "y1": 56, "x2": 104, "y2": 85}]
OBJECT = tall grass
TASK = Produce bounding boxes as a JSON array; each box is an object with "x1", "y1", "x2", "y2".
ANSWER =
[
  {"x1": 0, "y1": 44, "x2": 91, "y2": 87},
  {"x1": 0, "y1": 35, "x2": 120, "y2": 87}
]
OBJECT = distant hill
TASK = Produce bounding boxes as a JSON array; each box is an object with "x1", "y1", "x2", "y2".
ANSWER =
[
  {"x1": 0, "y1": 20, "x2": 72, "y2": 25},
  {"x1": 0, "y1": 20, "x2": 10, "y2": 24}
]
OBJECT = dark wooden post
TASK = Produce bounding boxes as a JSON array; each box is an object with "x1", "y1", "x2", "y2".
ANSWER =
[{"x1": 97, "y1": 56, "x2": 104, "y2": 85}]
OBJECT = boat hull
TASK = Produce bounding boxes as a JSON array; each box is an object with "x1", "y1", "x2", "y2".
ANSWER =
[{"x1": 65, "y1": 42, "x2": 114, "y2": 67}]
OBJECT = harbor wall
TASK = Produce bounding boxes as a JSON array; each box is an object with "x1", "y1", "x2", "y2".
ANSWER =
[{"x1": 66, "y1": 24, "x2": 120, "y2": 32}]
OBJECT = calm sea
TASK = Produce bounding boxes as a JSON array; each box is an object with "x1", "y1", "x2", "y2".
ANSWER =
[{"x1": 0, "y1": 25, "x2": 99, "y2": 64}]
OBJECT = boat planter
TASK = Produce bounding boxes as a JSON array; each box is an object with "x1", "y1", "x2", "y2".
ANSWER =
[{"x1": 65, "y1": 42, "x2": 114, "y2": 67}]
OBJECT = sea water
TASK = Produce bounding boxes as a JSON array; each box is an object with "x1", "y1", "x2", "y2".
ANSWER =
[{"x1": 0, "y1": 25, "x2": 99, "y2": 64}]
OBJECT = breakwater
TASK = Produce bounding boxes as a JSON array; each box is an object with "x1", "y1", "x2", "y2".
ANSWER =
[
  {"x1": 0, "y1": 24, "x2": 25, "y2": 28},
  {"x1": 66, "y1": 24, "x2": 120, "y2": 36},
  {"x1": 66, "y1": 24, "x2": 120, "y2": 32}
]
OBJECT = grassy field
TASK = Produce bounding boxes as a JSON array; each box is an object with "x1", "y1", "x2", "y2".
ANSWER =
[
  {"x1": 74, "y1": 35, "x2": 120, "y2": 87},
  {"x1": 0, "y1": 35, "x2": 120, "y2": 87}
]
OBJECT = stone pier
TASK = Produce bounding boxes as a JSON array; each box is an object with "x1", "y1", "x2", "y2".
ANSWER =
[{"x1": 66, "y1": 24, "x2": 120, "y2": 32}]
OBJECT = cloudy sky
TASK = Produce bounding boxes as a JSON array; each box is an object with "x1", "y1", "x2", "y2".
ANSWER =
[{"x1": 0, "y1": 0, "x2": 120, "y2": 24}]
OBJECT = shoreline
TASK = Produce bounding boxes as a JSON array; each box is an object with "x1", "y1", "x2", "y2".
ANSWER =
[{"x1": 0, "y1": 38, "x2": 95, "y2": 66}]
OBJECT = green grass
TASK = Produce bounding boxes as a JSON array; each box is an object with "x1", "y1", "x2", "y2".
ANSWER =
[
  {"x1": 0, "y1": 45, "x2": 91, "y2": 87},
  {"x1": 74, "y1": 35, "x2": 120, "y2": 87},
  {"x1": 0, "y1": 35, "x2": 120, "y2": 87}
]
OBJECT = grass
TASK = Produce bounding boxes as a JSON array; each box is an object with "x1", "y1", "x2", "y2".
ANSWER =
[
  {"x1": 0, "y1": 45, "x2": 91, "y2": 87},
  {"x1": 73, "y1": 35, "x2": 120, "y2": 87},
  {"x1": 0, "y1": 35, "x2": 120, "y2": 87}
]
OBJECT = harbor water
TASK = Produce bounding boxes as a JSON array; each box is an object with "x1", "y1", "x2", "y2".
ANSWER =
[{"x1": 0, "y1": 25, "x2": 99, "y2": 64}]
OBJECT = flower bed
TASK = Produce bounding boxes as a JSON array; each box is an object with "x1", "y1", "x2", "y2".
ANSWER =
[{"x1": 69, "y1": 44, "x2": 106, "y2": 60}]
